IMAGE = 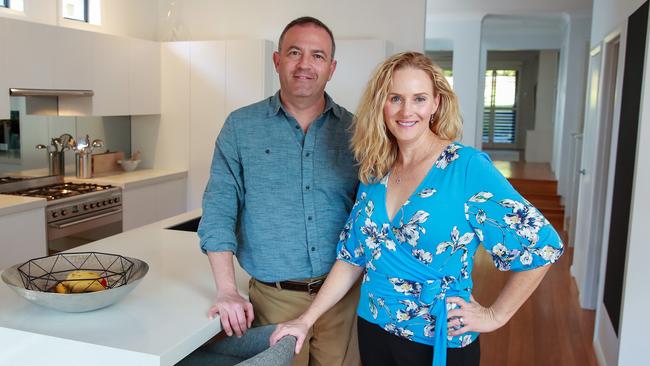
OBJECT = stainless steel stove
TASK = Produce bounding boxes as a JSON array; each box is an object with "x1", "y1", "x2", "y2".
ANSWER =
[
  {"x1": 0, "y1": 176, "x2": 123, "y2": 252},
  {"x1": 0, "y1": 176, "x2": 30, "y2": 184}
]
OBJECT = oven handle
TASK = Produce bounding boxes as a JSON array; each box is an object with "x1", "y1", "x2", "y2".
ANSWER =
[{"x1": 49, "y1": 209, "x2": 123, "y2": 229}]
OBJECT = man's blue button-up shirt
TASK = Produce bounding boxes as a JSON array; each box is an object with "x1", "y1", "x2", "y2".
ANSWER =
[{"x1": 198, "y1": 92, "x2": 358, "y2": 282}]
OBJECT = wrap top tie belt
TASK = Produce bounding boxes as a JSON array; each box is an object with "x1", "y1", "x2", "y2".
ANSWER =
[{"x1": 370, "y1": 274, "x2": 469, "y2": 366}]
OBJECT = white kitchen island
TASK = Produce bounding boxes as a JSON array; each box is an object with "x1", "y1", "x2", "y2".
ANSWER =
[{"x1": 0, "y1": 209, "x2": 250, "y2": 366}]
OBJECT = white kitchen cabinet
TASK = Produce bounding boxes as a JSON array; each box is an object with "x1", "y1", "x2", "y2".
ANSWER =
[
  {"x1": 188, "y1": 41, "x2": 226, "y2": 210},
  {"x1": 0, "y1": 18, "x2": 9, "y2": 119},
  {"x1": 3, "y1": 18, "x2": 55, "y2": 90},
  {"x1": 53, "y1": 27, "x2": 94, "y2": 91},
  {"x1": 0, "y1": 207, "x2": 47, "y2": 270},
  {"x1": 185, "y1": 40, "x2": 274, "y2": 210},
  {"x1": 121, "y1": 176, "x2": 187, "y2": 231},
  {"x1": 224, "y1": 40, "x2": 275, "y2": 112},
  {"x1": 129, "y1": 38, "x2": 161, "y2": 115},
  {"x1": 92, "y1": 33, "x2": 130, "y2": 116}
]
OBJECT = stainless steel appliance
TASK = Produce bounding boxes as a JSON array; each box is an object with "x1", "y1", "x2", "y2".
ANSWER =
[
  {"x1": 0, "y1": 176, "x2": 30, "y2": 184},
  {"x1": 1, "y1": 176, "x2": 122, "y2": 253}
]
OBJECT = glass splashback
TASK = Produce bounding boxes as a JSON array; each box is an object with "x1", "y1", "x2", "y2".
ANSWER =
[{"x1": 0, "y1": 97, "x2": 131, "y2": 177}]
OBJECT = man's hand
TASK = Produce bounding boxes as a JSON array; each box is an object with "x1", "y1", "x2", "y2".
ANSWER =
[{"x1": 208, "y1": 290, "x2": 254, "y2": 337}]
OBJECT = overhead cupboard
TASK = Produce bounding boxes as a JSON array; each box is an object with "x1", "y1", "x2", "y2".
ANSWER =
[{"x1": 0, "y1": 17, "x2": 161, "y2": 119}]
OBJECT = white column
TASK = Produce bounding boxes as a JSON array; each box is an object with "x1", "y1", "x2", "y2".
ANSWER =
[{"x1": 552, "y1": 14, "x2": 591, "y2": 196}]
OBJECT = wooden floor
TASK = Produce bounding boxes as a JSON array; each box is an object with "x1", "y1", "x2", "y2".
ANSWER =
[
  {"x1": 472, "y1": 160, "x2": 598, "y2": 365},
  {"x1": 493, "y1": 160, "x2": 557, "y2": 181},
  {"x1": 473, "y1": 247, "x2": 597, "y2": 366}
]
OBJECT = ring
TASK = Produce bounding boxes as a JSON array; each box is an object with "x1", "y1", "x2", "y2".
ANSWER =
[{"x1": 459, "y1": 317, "x2": 465, "y2": 327}]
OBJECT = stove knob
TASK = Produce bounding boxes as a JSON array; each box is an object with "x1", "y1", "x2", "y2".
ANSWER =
[
  {"x1": 52, "y1": 212, "x2": 58, "y2": 218},
  {"x1": 107, "y1": 199, "x2": 113, "y2": 204},
  {"x1": 103, "y1": 200, "x2": 108, "y2": 206},
  {"x1": 90, "y1": 203, "x2": 95, "y2": 209},
  {"x1": 83, "y1": 204, "x2": 89, "y2": 210},
  {"x1": 61, "y1": 210, "x2": 67, "y2": 216},
  {"x1": 114, "y1": 197, "x2": 120, "y2": 203}
]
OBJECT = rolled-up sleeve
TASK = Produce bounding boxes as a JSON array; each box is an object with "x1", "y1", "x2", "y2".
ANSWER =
[{"x1": 198, "y1": 115, "x2": 244, "y2": 254}]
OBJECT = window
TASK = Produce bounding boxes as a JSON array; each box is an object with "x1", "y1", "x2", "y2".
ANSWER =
[
  {"x1": 61, "y1": 0, "x2": 101, "y2": 25},
  {"x1": 62, "y1": 0, "x2": 89, "y2": 22},
  {"x1": 483, "y1": 69, "x2": 518, "y2": 145},
  {"x1": 1, "y1": 0, "x2": 24, "y2": 11}
]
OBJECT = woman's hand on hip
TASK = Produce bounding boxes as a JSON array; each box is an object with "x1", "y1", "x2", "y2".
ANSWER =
[
  {"x1": 270, "y1": 318, "x2": 311, "y2": 354},
  {"x1": 446, "y1": 295, "x2": 504, "y2": 336}
]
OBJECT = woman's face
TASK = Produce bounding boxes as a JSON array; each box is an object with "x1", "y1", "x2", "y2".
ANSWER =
[{"x1": 383, "y1": 67, "x2": 440, "y2": 146}]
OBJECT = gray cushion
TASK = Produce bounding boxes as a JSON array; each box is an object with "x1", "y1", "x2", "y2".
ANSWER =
[{"x1": 176, "y1": 324, "x2": 296, "y2": 366}]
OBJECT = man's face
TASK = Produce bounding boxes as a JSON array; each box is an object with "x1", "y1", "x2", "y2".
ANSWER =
[{"x1": 273, "y1": 24, "x2": 337, "y2": 102}]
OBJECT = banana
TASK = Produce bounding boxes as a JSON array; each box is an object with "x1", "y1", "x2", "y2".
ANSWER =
[
  {"x1": 62, "y1": 271, "x2": 107, "y2": 293},
  {"x1": 54, "y1": 282, "x2": 70, "y2": 294}
]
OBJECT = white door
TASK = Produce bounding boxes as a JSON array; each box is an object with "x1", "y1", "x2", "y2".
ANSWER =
[
  {"x1": 572, "y1": 34, "x2": 622, "y2": 310},
  {"x1": 572, "y1": 46, "x2": 601, "y2": 309}
]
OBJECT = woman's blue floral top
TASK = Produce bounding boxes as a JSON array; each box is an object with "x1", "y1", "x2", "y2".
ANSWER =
[{"x1": 336, "y1": 143, "x2": 563, "y2": 366}]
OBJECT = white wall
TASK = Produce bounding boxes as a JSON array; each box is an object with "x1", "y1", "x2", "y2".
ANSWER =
[
  {"x1": 156, "y1": 0, "x2": 424, "y2": 52},
  {"x1": 589, "y1": 2, "x2": 650, "y2": 365},
  {"x1": 425, "y1": 10, "x2": 589, "y2": 157},
  {"x1": 425, "y1": 14, "x2": 483, "y2": 146},
  {"x1": 591, "y1": 0, "x2": 646, "y2": 45},
  {"x1": 552, "y1": 15, "x2": 591, "y2": 200},
  {"x1": 526, "y1": 50, "x2": 559, "y2": 162},
  {"x1": 618, "y1": 15, "x2": 650, "y2": 363},
  {"x1": 0, "y1": 0, "x2": 158, "y2": 40}
]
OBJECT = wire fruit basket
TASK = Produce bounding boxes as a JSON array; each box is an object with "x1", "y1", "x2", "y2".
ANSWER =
[
  {"x1": 1, "y1": 252, "x2": 148, "y2": 313},
  {"x1": 17, "y1": 252, "x2": 134, "y2": 293}
]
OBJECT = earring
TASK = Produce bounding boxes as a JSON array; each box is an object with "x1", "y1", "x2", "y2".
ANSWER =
[{"x1": 429, "y1": 113, "x2": 435, "y2": 125}]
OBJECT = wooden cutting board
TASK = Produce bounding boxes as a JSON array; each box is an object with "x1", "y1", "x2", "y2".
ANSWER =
[{"x1": 92, "y1": 151, "x2": 124, "y2": 174}]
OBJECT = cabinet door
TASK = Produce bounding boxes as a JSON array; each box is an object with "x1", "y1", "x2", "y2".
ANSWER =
[
  {"x1": 0, "y1": 208, "x2": 47, "y2": 269},
  {"x1": 225, "y1": 40, "x2": 275, "y2": 113},
  {"x1": 3, "y1": 18, "x2": 55, "y2": 90},
  {"x1": 92, "y1": 34, "x2": 130, "y2": 116},
  {"x1": 0, "y1": 18, "x2": 9, "y2": 119},
  {"x1": 53, "y1": 27, "x2": 93, "y2": 91},
  {"x1": 188, "y1": 41, "x2": 226, "y2": 210},
  {"x1": 129, "y1": 38, "x2": 161, "y2": 115},
  {"x1": 122, "y1": 178, "x2": 187, "y2": 231}
]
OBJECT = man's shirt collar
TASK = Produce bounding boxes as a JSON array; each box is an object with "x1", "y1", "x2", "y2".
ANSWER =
[{"x1": 267, "y1": 91, "x2": 342, "y2": 119}]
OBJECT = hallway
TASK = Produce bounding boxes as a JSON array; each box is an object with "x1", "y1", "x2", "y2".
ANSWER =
[{"x1": 472, "y1": 161, "x2": 598, "y2": 365}]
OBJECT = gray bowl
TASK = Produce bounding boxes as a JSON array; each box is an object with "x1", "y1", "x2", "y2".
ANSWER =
[{"x1": 1, "y1": 253, "x2": 149, "y2": 313}]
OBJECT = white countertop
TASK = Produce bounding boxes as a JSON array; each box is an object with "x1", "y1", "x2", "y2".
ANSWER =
[
  {"x1": 0, "y1": 169, "x2": 187, "y2": 216},
  {"x1": 67, "y1": 168, "x2": 188, "y2": 190},
  {"x1": 0, "y1": 194, "x2": 46, "y2": 216},
  {"x1": 0, "y1": 209, "x2": 251, "y2": 366}
]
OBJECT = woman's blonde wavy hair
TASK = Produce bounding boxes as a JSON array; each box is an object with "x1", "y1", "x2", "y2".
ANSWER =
[{"x1": 351, "y1": 52, "x2": 463, "y2": 184}]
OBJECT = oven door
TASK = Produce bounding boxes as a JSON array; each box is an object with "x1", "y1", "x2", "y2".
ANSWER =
[{"x1": 47, "y1": 208, "x2": 123, "y2": 253}]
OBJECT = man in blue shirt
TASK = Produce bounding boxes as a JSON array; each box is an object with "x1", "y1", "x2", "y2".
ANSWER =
[{"x1": 198, "y1": 16, "x2": 360, "y2": 366}]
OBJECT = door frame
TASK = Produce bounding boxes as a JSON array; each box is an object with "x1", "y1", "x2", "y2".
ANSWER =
[{"x1": 593, "y1": 26, "x2": 628, "y2": 366}]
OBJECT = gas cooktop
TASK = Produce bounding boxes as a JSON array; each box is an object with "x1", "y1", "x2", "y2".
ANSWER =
[{"x1": 7, "y1": 182, "x2": 115, "y2": 201}]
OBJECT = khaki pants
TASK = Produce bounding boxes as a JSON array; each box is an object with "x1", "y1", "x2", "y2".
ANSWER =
[{"x1": 249, "y1": 277, "x2": 361, "y2": 366}]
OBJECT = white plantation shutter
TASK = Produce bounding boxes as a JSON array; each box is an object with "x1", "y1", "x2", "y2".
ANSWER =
[{"x1": 483, "y1": 70, "x2": 518, "y2": 146}]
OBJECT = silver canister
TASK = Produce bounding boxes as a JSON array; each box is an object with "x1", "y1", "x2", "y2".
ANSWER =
[
  {"x1": 75, "y1": 152, "x2": 92, "y2": 179},
  {"x1": 48, "y1": 151, "x2": 65, "y2": 176}
]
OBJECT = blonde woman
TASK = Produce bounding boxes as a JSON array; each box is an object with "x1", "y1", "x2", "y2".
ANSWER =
[{"x1": 271, "y1": 52, "x2": 563, "y2": 366}]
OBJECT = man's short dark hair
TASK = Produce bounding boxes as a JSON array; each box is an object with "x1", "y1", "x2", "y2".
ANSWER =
[{"x1": 278, "y1": 16, "x2": 336, "y2": 59}]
